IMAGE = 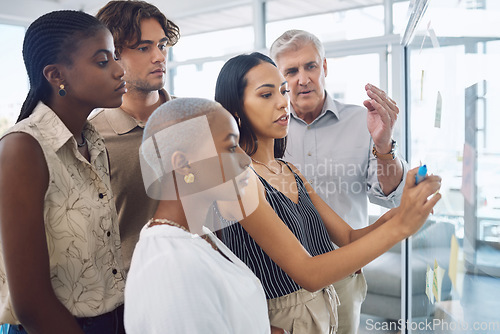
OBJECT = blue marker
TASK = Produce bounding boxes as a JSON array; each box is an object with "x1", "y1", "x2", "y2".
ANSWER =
[{"x1": 415, "y1": 164, "x2": 427, "y2": 184}]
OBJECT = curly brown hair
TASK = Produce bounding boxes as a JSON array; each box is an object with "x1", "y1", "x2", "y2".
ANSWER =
[{"x1": 96, "y1": 0, "x2": 180, "y2": 57}]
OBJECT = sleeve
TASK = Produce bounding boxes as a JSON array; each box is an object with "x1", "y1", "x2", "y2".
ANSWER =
[
  {"x1": 365, "y1": 138, "x2": 408, "y2": 209},
  {"x1": 124, "y1": 239, "x2": 234, "y2": 334}
]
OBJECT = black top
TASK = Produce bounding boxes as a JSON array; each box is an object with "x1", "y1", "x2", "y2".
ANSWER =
[{"x1": 217, "y1": 163, "x2": 335, "y2": 299}]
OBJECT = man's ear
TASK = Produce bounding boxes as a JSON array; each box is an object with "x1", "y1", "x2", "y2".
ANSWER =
[
  {"x1": 323, "y1": 57, "x2": 328, "y2": 78},
  {"x1": 43, "y1": 64, "x2": 65, "y2": 87},
  {"x1": 171, "y1": 151, "x2": 190, "y2": 176}
]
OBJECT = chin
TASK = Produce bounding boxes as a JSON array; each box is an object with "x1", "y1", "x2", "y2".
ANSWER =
[{"x1": 275, "y1": 129, "x2": 289, "y2": 139}]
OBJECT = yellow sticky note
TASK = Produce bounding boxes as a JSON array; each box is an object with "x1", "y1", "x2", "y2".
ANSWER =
[
  {"x1": 448, "y1": 235, "x2": 459, "y2": 288},
  {"x1": 426, "y1": 264, "x2": 435, "y2": 304},
  {"x1": 433, "y1": 260, "x2": 445, "y2": 303}
]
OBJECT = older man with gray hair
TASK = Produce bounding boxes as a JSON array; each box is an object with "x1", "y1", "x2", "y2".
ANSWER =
[{"x1": 270, "y1": 29, "x2": 407, "y2": 333}]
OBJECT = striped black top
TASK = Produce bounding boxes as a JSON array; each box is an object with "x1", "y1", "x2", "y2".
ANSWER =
[{"x1": 217, "y1": 163, "x2": 336, "y2": 299}]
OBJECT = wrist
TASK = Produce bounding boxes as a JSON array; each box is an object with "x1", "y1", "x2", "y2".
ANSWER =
[{"x1": 372, "y1": 139, "x2": 396, "y2": 160}]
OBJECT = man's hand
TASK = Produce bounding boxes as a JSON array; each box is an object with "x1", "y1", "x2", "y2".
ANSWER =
[{"x1": 363, "y1": 83, "x2": 399, "y2": 153}]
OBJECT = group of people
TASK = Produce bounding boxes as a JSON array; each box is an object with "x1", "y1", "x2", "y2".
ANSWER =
[{"x1": 0, "y1": 1, "x2": 442, "y2": 333}]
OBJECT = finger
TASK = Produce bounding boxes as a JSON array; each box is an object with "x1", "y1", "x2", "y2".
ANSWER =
[
  {"x1": 363, "y1": 99, "x2": 375, "y2": 111},
  {"x1": 366, "y1": 87, "x2": 399, "y2": 114},
  {"x1": 423, "y1": 192, "x2": 442, "y2": 212},
  {"x1": 367, "y1": 99, "x2": 393, "y2": 124},
  {"x1": 366, "y1": 89, "x2": 398, "y2": 116},
  {"x1": 366, "y1": 84, "x2": 397, "y2": 105},
  {"x1": 405, "y1": 166, "x2": 420, "y2": 188},
  {"x1": 416, "y1": 177, "x2": 442, "y2": 201}
]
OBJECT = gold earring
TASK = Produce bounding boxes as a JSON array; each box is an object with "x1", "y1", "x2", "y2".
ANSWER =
[
  {"x1": 184, "y1": 173, "x2": 195, "y2": 184},
  {"x1": 233, "y1": 114, "x2": 241, "y2": 127},
  {"x1": 58, "y1": 84, "x2": 66, "y2": 97}
]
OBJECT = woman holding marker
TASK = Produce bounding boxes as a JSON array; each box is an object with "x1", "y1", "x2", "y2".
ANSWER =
[{"x1": 214, "y1": 52, "x2": 441, "y2": 334}]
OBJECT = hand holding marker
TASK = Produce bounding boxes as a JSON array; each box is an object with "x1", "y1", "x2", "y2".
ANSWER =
[{"x1": 415, "y1": 164, "x2": 427, "y2": 184}]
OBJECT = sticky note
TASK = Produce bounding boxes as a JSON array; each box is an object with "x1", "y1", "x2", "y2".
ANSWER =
[
  {"x1": 427, "y1": 21, "x2": 440, "y2": 48},
  {"x1": 432, "y1": 260, "x2": 445, "y2": 303},
  {"x1": 426, "y1": 265, "x2": 435, "y2": 304},
  {"x1": 448, "y1": 235, "x2": 459, "y2": 288},
  {"x1": 435, "y1": 91, "x2": 442, "y2": 128},
  {"x1": 461, "y1": 143, "x2": 476, "y2": 205},
  {"x1": 420, "y1": 70, "x2": 425, "y2": 100},
  {"x1": 448, "y1": 235, "x2": 465, "y2": 298}
]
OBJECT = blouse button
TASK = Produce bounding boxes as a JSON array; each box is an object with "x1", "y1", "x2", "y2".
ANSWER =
[
  {"x1": 107, "y1": 231, "x2": 111, "y2": 237},
  {"x1": 99, "y1": 193, "x2": 104, "y2": 199},
  {"x1": 112, "y1": 269, "x2": 118, "y2": 275}
]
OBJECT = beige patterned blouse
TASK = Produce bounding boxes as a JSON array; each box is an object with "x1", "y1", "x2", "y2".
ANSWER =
[{"x1": 0, "y1": 103, "x2": 125, "y2": 324}]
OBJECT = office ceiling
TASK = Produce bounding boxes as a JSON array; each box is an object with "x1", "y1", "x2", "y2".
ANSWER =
[{"x1": 0, "y1": 0, "x2": 389, "y2": 36}]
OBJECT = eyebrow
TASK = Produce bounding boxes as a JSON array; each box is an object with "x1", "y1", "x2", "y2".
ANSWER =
[
  {"x1": 305, "y1": 61, "x2": 318, "y2": 67},
  {"x1": 255, "y1": 83, "x2": 275, "y2": 90},
  {"x1": 284, "y1": 61, "x2": 317, "y2": 72},
  {"x1": 137, "y1": 37, "x2": 169, "y2": 45},
  {"x1": 255, "y1": 81, "x2": 287, "y2": 90},
  {"x1": 93, "y1": 49, "x2": 111, "y2": 57},
  {"x1": 224, "y1": 133, "x2": 238, "y2": 141}
]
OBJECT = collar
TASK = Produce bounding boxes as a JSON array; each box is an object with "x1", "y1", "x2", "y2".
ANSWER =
[
  {"x1": 30, "y1": 102, "x2": 104, "y2": 153},
  {"x1": 289, "y1": 91, "x2": 340, "y2": 125},
  {"x1": 104, "y1": 89, "x2": 173, "y2": 135}
]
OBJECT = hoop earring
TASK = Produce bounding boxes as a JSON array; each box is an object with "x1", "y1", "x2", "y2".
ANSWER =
[
  {"x1": 184, "y1": 173, "x2": 195, "y2": 184},
  {"x1": 58, "y1": 84, "x2": 67, "y2": 97}
]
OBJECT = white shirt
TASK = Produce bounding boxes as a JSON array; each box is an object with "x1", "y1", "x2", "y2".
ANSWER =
[
  {"x1": 285, "y1": 92, "x2": 407, "y2": 229},
  {"x1": 124, "y1": 223, "x2": 270, "y2": 334}
]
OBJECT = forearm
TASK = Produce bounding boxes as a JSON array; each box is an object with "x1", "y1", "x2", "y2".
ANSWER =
[
  {"x1": 15, "y1": 293, "x2": 84, "y2": 334},
  {"x1": 376, "y1": 157, "x2": 404, "y2": 195},
  {"x1": 296, "y1": 217, "x2": 406, "y2": 291},
  {"x1": 348, "y1": 207, "x2": 398, "y2": 242}
]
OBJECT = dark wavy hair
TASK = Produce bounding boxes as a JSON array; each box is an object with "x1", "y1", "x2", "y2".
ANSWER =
[
  {"x1": 18, "y1": 10, "x2": 107, "y2": 122},
  {"x1": 214, "y1": 52, "x2": 287, "y2": 158},
  {"x1": 96, "y1": 0, "x2": 180, "y2": 58}
]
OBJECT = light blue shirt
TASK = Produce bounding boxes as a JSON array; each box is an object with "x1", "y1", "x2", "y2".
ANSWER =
[{"x1": 284, "y1": 92, "x2": 407, "y2": 229}]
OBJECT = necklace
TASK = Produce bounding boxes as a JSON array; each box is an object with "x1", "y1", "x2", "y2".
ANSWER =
[
  {"x1": 147, "y1": 218, "x2": 190, "y2": 233},
  {"x1": 147, "y1": 218, "x2": 219, "y2": 251},
  {"x1": 251, "y1": 157, "x2": 284, "y2": 175},
  {"x1": 77, "y1": 133, "x2": 86, "y2": 148}
]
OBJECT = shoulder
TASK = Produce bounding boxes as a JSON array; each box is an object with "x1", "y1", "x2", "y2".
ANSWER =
[
  {"x1": 282, "y1": 161, "x2": 304, "y2": 178},
  {"x1": 0, "y1": 132, "x2": 49, "y2": 188},
  {"x1": 0, "y1": 132, "x2": 44, "y2": 162},
  {"x1": 333, "y1": 100, "x2": 367, "y2": 118}
]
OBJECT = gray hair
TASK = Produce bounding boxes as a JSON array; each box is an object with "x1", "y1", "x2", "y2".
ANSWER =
[
  {"x1": 270, "y1": 29, "x2": 325, "y2": 62},
  {"x1": 140, "y1": 97, "x2": 222, "y2": 199}
]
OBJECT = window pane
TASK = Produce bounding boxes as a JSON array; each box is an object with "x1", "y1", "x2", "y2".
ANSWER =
[
  {"x1": 325, "y1": 54, "x2": 380, "y2": 105},
  {"x1": 173, "y1": 27, "x2": 253, "y2": 62},
  {"x1": 172, "y1": 61, "x2": 224, "y2": 99},
  {"x1": 0, "y1": 24, "x2": 27, "y2": 134},
  {"x1": 393, "y1": 1, "x2": 411, "y2": 35},
  {"x1": 266, "y1": 5, "x2": 384, "y2": 47}
]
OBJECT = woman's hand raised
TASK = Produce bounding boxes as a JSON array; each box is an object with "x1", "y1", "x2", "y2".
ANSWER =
[{"x1": 395, "y1": 166, "x2": 442, "y2": 237}]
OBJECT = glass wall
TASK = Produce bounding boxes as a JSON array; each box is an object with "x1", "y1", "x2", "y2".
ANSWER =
[{"x1": 406, "y1": 0, "x2": 500, "y2": 332}]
